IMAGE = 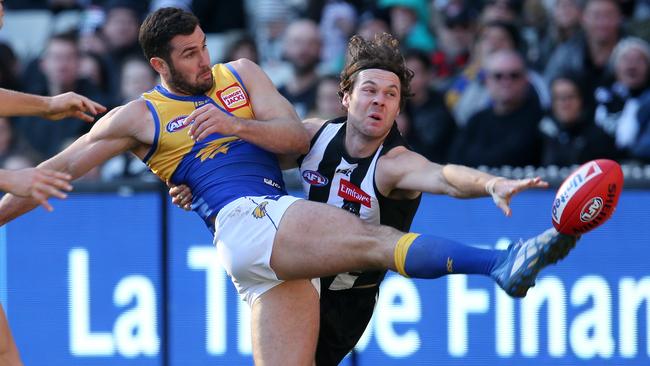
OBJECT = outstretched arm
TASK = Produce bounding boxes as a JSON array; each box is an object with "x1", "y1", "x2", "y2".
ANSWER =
[
  {"x1": 0, "y1": 89, "x2": 106, "y2": 122},
  {"x1": 0, "y1": 168, "x2": 72, "y2": 211},
  {"x1": 0, "y1": 103, "x2": 145, "y2": 225},
  {"x1": 186, "y1": 59, "x2": 309, "y2": 154},
  {"x1": 377, "y1": 147, "x2": 548, "y2": 216}
]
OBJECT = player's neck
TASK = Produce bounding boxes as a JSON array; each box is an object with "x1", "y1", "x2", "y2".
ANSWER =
[
  {"x1": 344, "y1": 124, "x2": 386, "y2": 159},
  {"x1": 160, "y1": 79, "x2": 191, "y2": 96}
]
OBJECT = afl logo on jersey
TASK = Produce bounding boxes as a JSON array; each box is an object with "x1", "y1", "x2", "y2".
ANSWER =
[
  {"x1": 218, "y1": 83, "x2": 249, "y2": 112},
  {"x1": 166, "y1": 115, "x2": 189, "y2": 133},
  {"x1": 302, "y1": 170, "x2": 328, "y2": 186}
]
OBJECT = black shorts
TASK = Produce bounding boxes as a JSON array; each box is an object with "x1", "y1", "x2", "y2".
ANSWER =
[{"x1": 315, "y1": 285, "x2": 379, "y2": 366}]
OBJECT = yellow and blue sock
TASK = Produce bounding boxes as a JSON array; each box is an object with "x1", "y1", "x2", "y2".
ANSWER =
[{"x1": 394, "y1": 233, "x2": 505, "y2": 278}]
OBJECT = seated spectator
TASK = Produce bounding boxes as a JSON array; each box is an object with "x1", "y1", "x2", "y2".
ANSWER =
[
  {"x1": 544, "y1": 0, "x2": 623, "y2": 104},
  {"x1": 399, "y1": 49, "x2": 456, "y2": 163},
  {"x1": 631, "y1": 91, "x2": 650, "y2": 162},
  {"x1": 446, "y1": 20, "x2": 549, "y2": 126},
  {"x1": 540, "y1": 74, "x2": 619, "y2": 166},
  {"x1": 0, "y1": 116, "x2": 40, "y2": 166},
  {"x1": 356, "y1": 11, "x2": 390, "y2": 41},
  {"x1": 100, "y1": 56, "x2": 157, "y2": 181},
  {"x1": 14, "y1": 32, "x2": 108, "y2": 158},
  {"x1": 536, "y1": 0, "x2": 583, "y2": 70},
  {"x1": 448, "y1": 50, "x2": 544, "y2": 167},
  {"x1": 277, "y1": 19, "x2": 322, "y2": 119},
  {"x1": 594, "y1": 37, "x2": 650, "y2": 157},
  {"x1": 429, "y1": 2, "x2": 477, "y2": 89},
  {"x1": 308, "y1": 74, "x2": 345, "y2": 120},
  {"x1": 378, "y1": 0, "x2": 435, "y2": 52},
  {"x1": 222, "y1": 34, "x2": 259, "y2": 64}
]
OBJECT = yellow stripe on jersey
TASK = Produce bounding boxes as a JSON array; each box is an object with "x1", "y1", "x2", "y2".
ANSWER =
[
  {"x1": 141, "y1": 63, "x2": 256, "y2": 181},
  {"x1": 394, "y1": 233, "x2": 420, "y2": 277}
]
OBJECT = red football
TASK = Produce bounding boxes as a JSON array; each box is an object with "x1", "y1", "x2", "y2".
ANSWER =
[{"x1": 552, "y1": 159, "x2": 624, "y2": 235}]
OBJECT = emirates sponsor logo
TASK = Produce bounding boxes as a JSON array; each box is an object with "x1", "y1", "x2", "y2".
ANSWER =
[{"x1": 338, "y1": 179, "x2": 371, "y2": 208}]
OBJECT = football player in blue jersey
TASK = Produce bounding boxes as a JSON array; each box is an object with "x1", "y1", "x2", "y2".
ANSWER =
[
  {"x1": 172, "y1": 33, "x2": 581, "y2": 365},
  {"x1": 0, "y1": 8, "x2": 578, "y2": 365}
]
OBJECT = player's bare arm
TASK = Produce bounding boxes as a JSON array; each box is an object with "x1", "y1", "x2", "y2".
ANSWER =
[
  {"x1": 0, "y1": 168, "x2": 72, "y2": 212},
  {"x1": 0, "y1": 88, "x2": 106, "y2": 122},
  {"x1": 186, "y1": 58, "x2": 309, "y2": 154},
  {"x1": 376, "y1": 147, "x2": 548, "y2": 216},
  {"x1": 0, "y1": 101, "x2": 151, "y2": 225},
  {"x1": 277, "y1": 117, "x2": 327, "y2": 169}
]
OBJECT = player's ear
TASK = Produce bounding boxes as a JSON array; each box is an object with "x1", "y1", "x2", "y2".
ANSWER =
[
  {"x1": 149, "y1": 57, "x2": 168, "y2": 75},
  {"x1": 341, "y1": 92, "x2": 350, "y2": 109}
]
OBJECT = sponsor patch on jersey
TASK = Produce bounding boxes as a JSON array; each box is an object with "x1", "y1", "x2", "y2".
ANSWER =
[
  {"x1": 302, "y1": 170, "x2": 328, "y2": 186},
  {"x1": 338, "y1": 179, "x2": 371, "y2": 208},
  {"x1": 217, "y1": 83, "x2": 249, "y2": 112},
  {"x1": 166, "y1": 115, "x2": 189, "y2": 133}
]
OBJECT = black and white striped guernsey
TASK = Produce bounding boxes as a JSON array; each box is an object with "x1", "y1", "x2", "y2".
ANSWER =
[{"x1": 299, "y1": 117, "x2": 422, "y2": 290}]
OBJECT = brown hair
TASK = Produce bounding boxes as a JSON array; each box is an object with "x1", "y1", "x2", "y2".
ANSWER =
[
  {"x1": 339, "y1": 33, "x2": 413, "y2": 109},
  {"x1": 139, "y1": 7, "x2": 199, "y2": 64}
]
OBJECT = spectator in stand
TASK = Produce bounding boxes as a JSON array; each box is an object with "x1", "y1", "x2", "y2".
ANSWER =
[
  {"x1": 356, "y1": 11, "x2": 390, "y2": 41},
  {"x1": 15, "y1": 32, "x2": 108, "y2": 158},
  {"x1": 446, "y1": 20, "x2": 549, "y2": 126},
  {"x1": 222, "y1": 34, "x2": 259, "y2": 64},
  {"x1": 429, "y1": 2, "x2": 477, "y2": 89},
  {"x1": 99, "y1": 0, "x2": 145, "y2": 95},
  {"x1": 0, "y1": 116, "x2": 40, "y2": 167},
  {"x1": 101, "y1": 56, "x2": 157, "y2": 181},
  {"x1": 594, "y1": 37, "x2": 650, "y2": 158},
  {"x1": 79, "y1": 52, "x2": 114, "y2": 104},
  {"x1": 536, "y1": 0, "x2": 583, "y2": 70},
  {"x1": 277, "y1": 19, "x2": 322, "y2": 119},
  {"x1": 540, "y1": 73, "x2": 619, "y2": 166},
  {"x1": 0, "y1": 43, "x2": 21, "y2": 90},
  {"x1": 631, "y1": 92, "x2": 650, "y2": 162},
  {"x1": 191, "y1": 0, "x2": 247, "y2": 33},
  {"x1": 448, "y1": 50, "x2": 544, "y2": 167},
  {"x1": 480, "y1": 0, "x2": 520, "y2": 23},
  {"x1": 399, "y1": 49, "x2": 456, "y2": 162},
  {"x1": 544, "y1": 0, "x2": 623, "y2": 104},
  {"x1": 317, "y1": 1, "x2": 357, "y2": 75},
  {"x1": 308, "y1": 74, "x2": 345, "y2": 120},
  {"x1": 378, "y1": 0, "x2": 435, "y2": 52},
  {"x1": 248, "y1": 0, "x2": 296, "y2": 85}
]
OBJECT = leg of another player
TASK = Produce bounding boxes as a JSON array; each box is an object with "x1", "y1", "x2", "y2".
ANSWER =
[
  {"x1": 251, "y1": 279, "x2": 319, "y2": 365},
  {"x1": 271, "y1": 199, "x2": 576, "y2": 296},
  {"x1": 0, "y1": 304, "x2": 22, "y2": 366}
]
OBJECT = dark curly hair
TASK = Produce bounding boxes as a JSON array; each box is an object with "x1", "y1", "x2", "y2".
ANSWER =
[
  {"x1": 139, "y1": 7, "x2": 199, "y2": 64},
  {"x1": 339, "y1": 33, "x2": 413, "y2": 109}
]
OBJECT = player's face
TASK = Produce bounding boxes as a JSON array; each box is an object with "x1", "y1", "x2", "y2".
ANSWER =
[
  {"x1": 342, "y1": 69, "x2": 401, "y2": 138},
  {"x1": 166, "y1": 25, "x2": 213, "y2": 95}
]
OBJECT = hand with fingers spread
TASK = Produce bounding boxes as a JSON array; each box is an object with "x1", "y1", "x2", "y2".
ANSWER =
[
  {"x1": 44, "y1": 91, "x2": 107, "y2": 122},
  {"x1": 0, "y1": 168, "x2": 73, "y2": 212},
  {"x1": 186, "y1": 103, "x2": 237, "y2": 141},
  {"x1": 486, "y1": 176, "x2": 549, "y2": 216},
  {"x1": 167, "y1": 181, "x2": 193, "y2": 211}
]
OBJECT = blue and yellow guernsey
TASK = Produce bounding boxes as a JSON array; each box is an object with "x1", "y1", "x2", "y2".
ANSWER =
[{"x1": 141, "y1": 63, "x2": 287, "y2": 231}]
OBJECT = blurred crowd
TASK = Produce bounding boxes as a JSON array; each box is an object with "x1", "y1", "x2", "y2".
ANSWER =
[{"x1": 1, "y1": 0, "x2": 649, "y2": 182}]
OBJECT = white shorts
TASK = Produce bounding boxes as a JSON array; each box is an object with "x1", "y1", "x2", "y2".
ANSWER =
[{"x1": 214, "y1": 195, "x2": 320, "y2": 307}]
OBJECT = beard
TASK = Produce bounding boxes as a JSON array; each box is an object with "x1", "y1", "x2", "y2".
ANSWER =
[{"x1": 167, "y1": 63, "x2": 213, "y2": 95}]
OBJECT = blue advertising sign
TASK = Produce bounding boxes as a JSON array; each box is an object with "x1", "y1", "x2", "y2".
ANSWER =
[
  {"x1": 3, "y1": 193, "x2": 162, "y2": 366},
  {"x1": 2, "y1": 189, "x2": 648, "y2": 365}
]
